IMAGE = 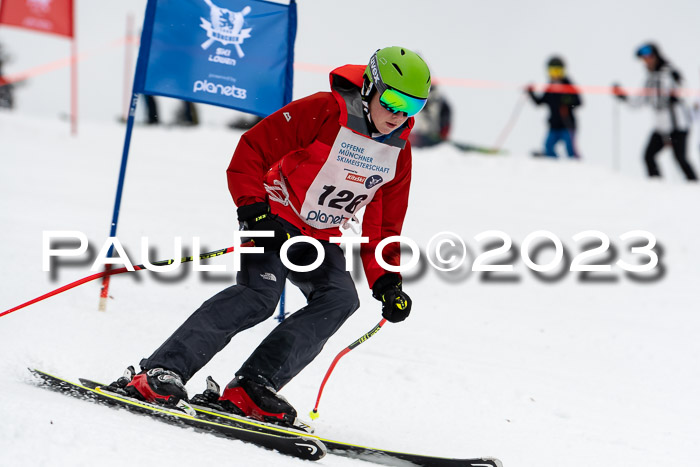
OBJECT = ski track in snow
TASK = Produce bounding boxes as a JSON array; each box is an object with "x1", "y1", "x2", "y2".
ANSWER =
[{"x1": 1, "y1": 113, "x2": 699, "y2": 466}]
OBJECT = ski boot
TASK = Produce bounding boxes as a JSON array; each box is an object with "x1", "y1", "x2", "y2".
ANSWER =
[
  {"x1": 191, "y1": 376, "x2": 312, "y2": 432},
  {"x1": 220, "y1": 376, "x2": 300, "y2": 427},
  {"x1": 105, "y1": 366, "x2": 194, "y2": 415}
]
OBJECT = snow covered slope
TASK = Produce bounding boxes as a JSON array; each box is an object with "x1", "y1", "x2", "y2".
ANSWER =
[{"x1": 1, "y1": 112, "x2": 699, "y2": 466}]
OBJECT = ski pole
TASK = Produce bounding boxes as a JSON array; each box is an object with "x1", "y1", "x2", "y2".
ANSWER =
[
  {"x1": 491, "y1": 93, "x2": 527, "y2": 151},
  {"x1": 309, "y1": 318, "x2": 387, "y2": 420},
  {"x1": 612, "y1": 96, "x2": 621, "y2": 172},
  {"x1": 1, "y1": 242, "x2": 252, "y2": 318}
]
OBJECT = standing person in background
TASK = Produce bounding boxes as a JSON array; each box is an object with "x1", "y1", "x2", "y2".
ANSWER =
[
  {"x1": 409, "y1": 83, "x2": 451, "y2": 148},
  {"x1": 527, "y1": 56, "x2": 582, "y2": 159},
  {"x1": 144, "y1": 95, "x2": 159, "y2": 125},
  {"x1": 692, "y1": 69, "x2": 700, "y2": 164},
  {"x1": 613, "y1": 43, "x2": 697, "y2": 181},
  {"x1": 175, "y1": 100, "x2": 199, "y2": 126},
  {"x1": 0, "y1": 44, "x2": 15, "y2": 110}
]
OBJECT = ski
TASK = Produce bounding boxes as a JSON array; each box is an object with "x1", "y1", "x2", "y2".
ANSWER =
[
  {"x1": 450, "y1": 140, "x2": 507, "y2": 155},
  {"x1": 28, "y1": 369, "x2": 326, "y2": 461},
  {"x1": 79, "y1": 376, "x2": 502, "y2": 467},
  {"x1": 198, "y1": 406, "x2": 502, "y2": 467}
]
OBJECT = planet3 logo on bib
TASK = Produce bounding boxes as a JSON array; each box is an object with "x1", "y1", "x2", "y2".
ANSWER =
[{"x1": 305, "y1": 209, "x2": 349, "y2": 226}]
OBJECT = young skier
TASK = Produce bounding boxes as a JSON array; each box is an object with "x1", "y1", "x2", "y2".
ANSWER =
[
  {"x1": 108, "y1": 46, "x2": 431, "y2": 427},
  {"x1": 527, "y1": 56, "x2": 582, "y2": 158},
  {"x1": 613, "y1": 43, "x2": 697, "y2": 180}
]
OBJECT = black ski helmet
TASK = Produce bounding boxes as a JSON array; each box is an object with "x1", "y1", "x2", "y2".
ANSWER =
[{"x1": 547, "y1": 56, "x2": 565, "y2": 68}]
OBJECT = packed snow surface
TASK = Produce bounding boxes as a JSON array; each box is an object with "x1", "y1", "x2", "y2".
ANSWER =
[{"x1": 1, "y1": 112, "x2": 699, "y2": 466}]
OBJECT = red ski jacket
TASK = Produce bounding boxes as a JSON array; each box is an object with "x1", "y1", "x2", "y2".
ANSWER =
[{"x1": 227, "y1": 65, "x2": 414, "y2": 289}]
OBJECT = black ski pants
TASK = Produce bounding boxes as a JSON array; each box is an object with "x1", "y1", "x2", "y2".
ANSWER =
[
  {"x1": 141, "y1": 221, "x2": 360, "y2": 391},
  {"x1": 644, "y1": 130, "x2": 697, "y2": 180}
]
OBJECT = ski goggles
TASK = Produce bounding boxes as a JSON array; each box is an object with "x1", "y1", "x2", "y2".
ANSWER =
[
  {"x1": 378, "y1": 88, "x2": 427, "y2": 117},
  {"x1": 547, "y1": 66, "x2": 565, "y2": 78},
  {"x1": 369, "y1": 52, "x2": 427, "y2": 117}
]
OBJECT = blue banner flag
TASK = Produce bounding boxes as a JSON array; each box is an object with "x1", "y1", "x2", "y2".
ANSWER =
[
  {"x1": 98, "y1": 0, "x2": 296, "y2": 311},
  {"x1": 134, "y1": 0, "x2": 297, "y2": 116}
]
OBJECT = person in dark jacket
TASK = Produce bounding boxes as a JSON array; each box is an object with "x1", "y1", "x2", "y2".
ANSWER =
[
  {"x1": 409, "y1": 83, "x2": 451, "y2": 148},
  {"x1": 613, "y1": 43, "x2": 697, "y2": 180},
  {"x1": 527, "y1": 56, "x2": 582, "y2": 158},
  {"x1": 0, "y1": 44, "x2": 15, "y2": 109}
]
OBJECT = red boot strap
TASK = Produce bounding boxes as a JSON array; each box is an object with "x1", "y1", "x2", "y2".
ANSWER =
[{"x1": 220, "y1": 386, "x2": 285, "y2": 421}]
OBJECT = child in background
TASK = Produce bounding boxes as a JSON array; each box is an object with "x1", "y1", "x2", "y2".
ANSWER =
[{"x1": 527, "y1": 56, "x2": 582, "y2": 158}]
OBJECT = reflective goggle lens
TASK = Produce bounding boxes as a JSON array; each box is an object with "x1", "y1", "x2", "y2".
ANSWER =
[
  {"x1": 548, "y1": 66, "x2": 564, "y2": 78},
  {"x1": 379, "y1": 88, "x2": 427, "y2": 117}
]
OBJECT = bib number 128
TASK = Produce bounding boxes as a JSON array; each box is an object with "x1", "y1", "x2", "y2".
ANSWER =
[{"x1": 317, "y1": 185, "x2": 367, "y2": 214}]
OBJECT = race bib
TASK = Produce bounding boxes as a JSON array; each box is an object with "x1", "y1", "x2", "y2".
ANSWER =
[{"x1": 299, "y1": 126, "x2": 401, "y2": 229}]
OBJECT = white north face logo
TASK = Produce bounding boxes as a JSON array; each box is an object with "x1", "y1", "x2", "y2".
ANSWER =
[{"x1": 260, "y1": 272, "x2": 277, "y2": 282}]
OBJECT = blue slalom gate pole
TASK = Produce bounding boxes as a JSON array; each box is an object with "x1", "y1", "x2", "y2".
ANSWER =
[
  {"x1": 98, "y1": 1, "x2": 156, "y2": 311},
  {"x1": 276, "y1": 287, "x2": 287, "y2": 322},
  {"x1": 98, "y1": 92, "x2": 139, "y2": 311}
]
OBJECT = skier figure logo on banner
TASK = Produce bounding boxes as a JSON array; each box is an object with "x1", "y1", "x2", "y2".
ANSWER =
[{"x1": 200, "y1": 0, "x2": 252, "y2": 58}]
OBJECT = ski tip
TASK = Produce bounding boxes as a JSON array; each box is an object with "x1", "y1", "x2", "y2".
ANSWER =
[
  {"x1": 28, "y1": 368, "x2": 48, "y2": 379},
  {"x1": 309, "y1": 409, "x2": 319, "y2": 421}
]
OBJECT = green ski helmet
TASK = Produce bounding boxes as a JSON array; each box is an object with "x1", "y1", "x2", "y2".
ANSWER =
[{"x1": 363, "y1": 46, "x2": 431, "y2": 117}]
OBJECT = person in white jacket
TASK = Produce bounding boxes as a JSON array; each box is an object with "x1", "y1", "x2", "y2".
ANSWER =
[{"x1": 614, "y1": 42, "x2": 697, "y2": 180}]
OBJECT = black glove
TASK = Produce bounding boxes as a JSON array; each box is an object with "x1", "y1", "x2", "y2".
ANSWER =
[
  {"x1": 670, "y1": 69, "x2": 682, "y2": 84},
  {"x1": 611, "y1": 83, "x2": 627, "y2": 101},
  {"x1": 237, "y1": 202, "x2": 289, "y2": 252},
  {"x1": 372, "y1": 273, "x2": 412, "y2": 323}
]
